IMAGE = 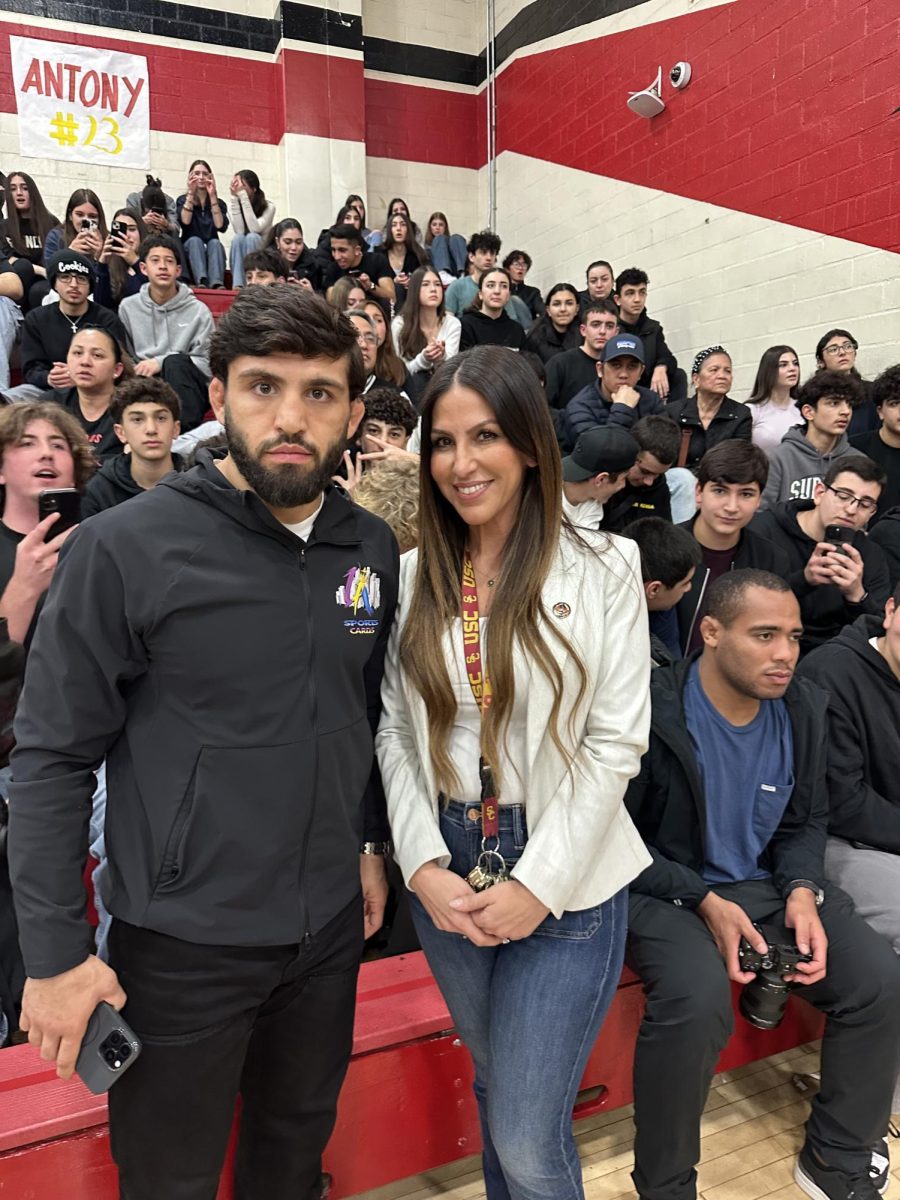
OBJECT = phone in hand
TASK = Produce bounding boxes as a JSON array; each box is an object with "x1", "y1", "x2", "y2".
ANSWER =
[
  {"x1": 76, "y1": 1002, "x2": 142, "y2": 1094},
  {"x1": 110, "y1": 220, "x2": 129, "y2": 241},
  {"x1": 824, "y1": 524, "x2": 851, "y2": 556},
  {"x1": 79, "y1": 218, "x2": 99, "y2": 233},
  {"x1": 38, "y1": 488, "x2": 81, "y2": 542}
]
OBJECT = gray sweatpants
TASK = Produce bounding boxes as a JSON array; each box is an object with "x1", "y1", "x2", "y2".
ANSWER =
[{"x1": 825, "y1": 836, "x2": 900, "y2": 1112}]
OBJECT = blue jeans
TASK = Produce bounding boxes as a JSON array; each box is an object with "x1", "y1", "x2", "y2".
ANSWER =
[
  {"x1": 410, "y1": 801, "x2": 627, "y2": 1200},
  {"x1": 229, "y1": 232, "x2": 263, "y2": 287},
  {"x1": 429, "y1": 233, "x2": 468, "y2": 277},
  {"x1": 183, "y1": 236, "x2": 225, "y2": 287}
]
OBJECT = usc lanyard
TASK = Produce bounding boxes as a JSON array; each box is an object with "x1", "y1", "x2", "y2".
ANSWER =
[{"x1": 461, "y1": 556, "x2": 507, "y2": 887}]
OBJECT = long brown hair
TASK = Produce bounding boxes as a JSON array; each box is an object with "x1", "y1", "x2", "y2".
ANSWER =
[
  {"x1": 2, "y1": 171, "x2": 58, "y2": 257},
  {"x1": 59, "y1": 188, "x2": 108, "y2": 247},
  {"x1": 397, "y1": 266, "x2": 446, "y2": 360},
  {"x1": 401, "y1": 346, "x2": 588, "y2": 793},
  {"x1": 373, "y1": 311, "x2": 406, "y2": 387},
  {"x1": 107, "y1": 206, "x2": 148, "y2": 303}
]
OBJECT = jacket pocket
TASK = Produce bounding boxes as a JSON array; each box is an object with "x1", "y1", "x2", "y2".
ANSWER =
[{"x1": 151, "y1": 742, "x2": 310, "y2": 912}]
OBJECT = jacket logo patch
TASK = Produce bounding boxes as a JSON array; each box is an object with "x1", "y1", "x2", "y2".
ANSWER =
[{"x1": 336, "y1": 565, "x2": 381, "y2": 635}]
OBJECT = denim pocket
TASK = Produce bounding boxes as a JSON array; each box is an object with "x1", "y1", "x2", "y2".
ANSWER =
[{"x1": 531, "y1": 903, "x2": 604, "y2": 941}]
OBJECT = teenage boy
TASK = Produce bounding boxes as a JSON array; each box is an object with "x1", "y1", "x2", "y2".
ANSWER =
[
  {"x1": 0, "y1": 400, "x2": 95, "y2": 644},
  {"x1": 799, "y1": 588, "x2": 900, "y2": 1148},
  {"x1": 614, "y1": 267, "x2": 685, "y2": 404},
  {"x1": 81, "y1": 377, "x2": 184, "y2": 517},
  {"x1": 762, "y1": 371, "x2": 864, "y2": 508},
  {"x1": 578, "y1": 259, "x2": 615, "y2": 311},
  {"x1": 676, "y1": 440, "x2": 790, "y2": 654},
  {"x1": 242, "y1": 247, "x2": 289, "y2": 286},
  {"x1": 752, "y1": 456, "x2": 891, "y2": 654},
  {"x1": 21, "y1": 252, "x2": 129, "y2": 392},
  {"x1": 444, "y1": 231, "x2": 530, "y2": 326},
  {"x1": 600, "y1": 415, "x2": 679, "y2": 532},
  {"x1": 626, "y1": 516, "x2": 702, "y2": 665},
  {"x1": 625, "y1": 568, "x2": 900, "y2": 1200},
  {"x1": 850, "y1": 364, "x2": 900, "y2": 519},
  {"x1": 561, "y1": 426, "x2": 639, "y2": 530},
  {"x1": 322, "y1": 223, "x2": 395, "y2": 304},
  {"x1": 358, "y1": 387, "x2": 417, "y2": 455},
  {"x1": 502, "y1": 249, "x2": 543, "y2": 321},
  {"x1": 8, "y1": 286, "x2": 399, "y2": 1198},
  {"x1": 545, "y1": 301, "x2": 619, "y2": 409},
  {"x1": 562, "y1": 333, "x2": 662, "y2": 450},
  {"x1": 119, "y1": 234, "x2": 214, "y2": 433}
]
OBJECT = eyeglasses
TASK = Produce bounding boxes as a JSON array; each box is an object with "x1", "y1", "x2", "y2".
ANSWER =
[
  {"x1": 825, "y1": 485, "x2": 878, "y2": 513},
  {"x1": 356, "y1": 333, "x2": 378, "y2": 346},
  {"x1": 823, "y1": 342, "x2": 856, "y2": 355}
]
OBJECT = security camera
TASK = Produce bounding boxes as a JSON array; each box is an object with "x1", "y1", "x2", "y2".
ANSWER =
[{"x1": 670, "y1": 62, "x2": 692, "y2": 90}]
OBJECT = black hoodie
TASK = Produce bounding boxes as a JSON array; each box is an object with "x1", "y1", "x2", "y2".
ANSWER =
[
  {"x1": 617, "y1": 309, "x2": 677, "y2": 389},
  {"x1": 751, "y1": 499, "x2": 890, "y2": 654},
  {"x1": 81, "y1": 452, "x2": 185, "y2": 517},
  {"x1": 868, "y1": 506, "x2": 900, "y2": 588},
  {"x1": 8, "y1": 452, "x2": 399, "y2": 978},
  {"x1": 459, "y1": 309, "x2": 526, "y2": 351},
  {"x1": 797, "y1": 615, "x2": 900, "y2": 854}
]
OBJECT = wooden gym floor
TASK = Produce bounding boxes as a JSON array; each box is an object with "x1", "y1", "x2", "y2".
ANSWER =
[{"x1": 357, "y1": 1043, "x2": 900, "y2": 1200}]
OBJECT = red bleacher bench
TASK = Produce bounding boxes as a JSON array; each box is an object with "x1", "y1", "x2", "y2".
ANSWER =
[
  {"x1": 193, "y1": 286, "x2": 238, "y2": 321},
  {"x1": 0, "y1": 951, "x2": 824, "y2": 1199}
]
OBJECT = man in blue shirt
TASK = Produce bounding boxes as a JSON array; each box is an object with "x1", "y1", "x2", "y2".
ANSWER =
[{"x1": 625, "y1": 569, "x2": 900, "y2": 1200}]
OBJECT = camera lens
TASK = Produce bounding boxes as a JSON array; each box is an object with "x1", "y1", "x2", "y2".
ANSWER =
[
  {"x1": 119, "y1": 1044, "x2": 131, "y2": 1061},
  {"x1": 107, "y1": 1031, "x2": 123, "y2": 1046},
  {"x1": 103, "y1": 1048, "x2": 119, "y2": 1065}
]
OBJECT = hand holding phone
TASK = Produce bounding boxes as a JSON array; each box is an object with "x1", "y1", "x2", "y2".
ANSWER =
[{"x1": 76, "y1": 1002, "x2": 142, "y2": 1094}]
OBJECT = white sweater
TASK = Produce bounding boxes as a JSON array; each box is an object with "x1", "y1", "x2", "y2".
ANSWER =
[
  {"x1": 229, "y1": 192, "x2": 276, "y2": 238},
  {"x1": 375, "y1": 531, "x2": 652, "y2": 917},
  {"x1": 391, "y1": 313, "x2": 461, "y2": 374}
]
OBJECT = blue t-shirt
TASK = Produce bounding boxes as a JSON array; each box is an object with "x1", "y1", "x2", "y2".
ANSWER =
[{"x1": 683, "y1": 662, "x2": 794, "y2": 884}]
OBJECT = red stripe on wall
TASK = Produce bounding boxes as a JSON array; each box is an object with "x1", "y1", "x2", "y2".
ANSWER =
[
  {"x1": 364, "y1": 77, "x2": 483, "y2": 170},
  {"x1": 0, "y1": 24, "x2": 367, "y2": 144},
  {"x1": 494, "y1": 0, "x2": 900, "y2": 253}
]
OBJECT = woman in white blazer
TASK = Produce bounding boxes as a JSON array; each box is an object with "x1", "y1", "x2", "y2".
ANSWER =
[{"x1": 375, "y1": 345, "x2": 652, "y2": 1199}]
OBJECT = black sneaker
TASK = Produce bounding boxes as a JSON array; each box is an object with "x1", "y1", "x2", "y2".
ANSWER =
[
  {"x1": 795, "y1": 1146, "x2": 881, "y2": 1200},
  {"x1": 868, "y1": 1139, "x2": 889, "y2": 1195}
]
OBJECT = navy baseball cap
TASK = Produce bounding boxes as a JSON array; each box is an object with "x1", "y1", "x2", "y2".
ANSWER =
[{"x1": 601, "y1": 334, "x2": 645, "y2": 365}]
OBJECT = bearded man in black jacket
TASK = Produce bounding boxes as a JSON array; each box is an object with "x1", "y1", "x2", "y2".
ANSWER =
[
  {"x1": 8, "y1": 286, "x2": 399, "y2": 1200},
  {"x1": 625, "y1": 570, "x2": 900, "y2": 1200}
]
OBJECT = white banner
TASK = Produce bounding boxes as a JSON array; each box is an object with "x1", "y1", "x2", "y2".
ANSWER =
[{"x1": 10, "y1": 36, "x2": 150, "y2": 170}]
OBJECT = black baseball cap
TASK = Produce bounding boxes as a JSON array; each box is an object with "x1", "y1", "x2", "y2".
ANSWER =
[
  {"x1": 562, "y1": 425, "x2": 640, "y2": 482},
  {"x1": 601, "y1": 333, "x2": 645, "y2": 364}
]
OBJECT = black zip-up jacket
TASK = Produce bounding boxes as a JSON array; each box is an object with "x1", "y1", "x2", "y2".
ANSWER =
[
  {"x1": 750, "y1": 499, "x2": 889, "y2": 654},
  {"x1": 797, "y1": 615, "x2": 900, "y2": 854},
  {"x1": 8, "y1": 453, "x2": 399, "y2": 978},
  {"x1": 869, "y1": 506, "x2": 900, "y2": 588},
  {"x1": 617, "y1": 309, "x2": 677, "y2": 389},
  {"x1": 625, "y1": 657, "x2": 829, "y2": 907},
  {"x1": 674, "y1": 518, "x2": 792, "y2": 654},
  {"x1": 662, "y1": 395, "x2": 752, "y2": 471},
  {"x1": 81, "y1": 452, "x2": 186, "y2": 517}
]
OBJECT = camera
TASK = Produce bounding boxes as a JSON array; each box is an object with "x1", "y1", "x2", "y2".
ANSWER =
[
  {"x1": 737, "y1": 923, "x2": 812, "y2": 1030},
  {"x1": 110, "y1": 219, "x2": 129, "y2": 241}
]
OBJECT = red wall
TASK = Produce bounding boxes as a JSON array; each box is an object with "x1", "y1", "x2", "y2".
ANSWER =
[{"x1": 495, "y1": 0, "x2": 899, "y2": 253}]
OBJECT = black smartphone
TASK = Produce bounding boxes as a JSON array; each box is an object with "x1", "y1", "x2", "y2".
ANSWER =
[
  {"x1": 38, "y1": 488, "x2": 81, "y2": 542},
  {"x1": 110, "y1": 219, "x2": 129, "y2": 240},
  {"x1": 824, "y1": 524, "x2": 851, "y2": 556},
  {"x1": 76, "y1": 1002, "x2": 142, "y2": 1095}
]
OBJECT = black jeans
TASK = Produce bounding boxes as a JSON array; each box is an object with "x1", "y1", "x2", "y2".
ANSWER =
[
  {"x1": 107, "y1": 896, "x2": 363, "y2": 1200},
  {"x1": 627, "y1": 879, "x2": 900, "y2": 1200},
  {"x1": 159, "y1": 353, "x2": 211, "y2": 431}
]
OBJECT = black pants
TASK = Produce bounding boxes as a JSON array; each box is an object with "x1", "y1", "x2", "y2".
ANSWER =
[
  {"x1": 627, "y1": 880, "x2": 900, "y2": 1200},
  {"x1": 159, "y1": 353, "x2": 211, "y2": 432},
  {"x1": 107, "y1": 896, "x2": 363, "y2": 1200}
]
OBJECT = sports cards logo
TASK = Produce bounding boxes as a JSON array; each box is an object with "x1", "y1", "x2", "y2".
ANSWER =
[{"x1": 336, "y1": 565, "x2": 381, "y2": 635}]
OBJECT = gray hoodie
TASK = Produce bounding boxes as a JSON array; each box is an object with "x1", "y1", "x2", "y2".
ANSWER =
[
  {"x1": 760, "y1": 426, "x2": 864, "y2": 509},
  {"x1": 119, "y1": 282, "x2": 213, "y2": 377}
]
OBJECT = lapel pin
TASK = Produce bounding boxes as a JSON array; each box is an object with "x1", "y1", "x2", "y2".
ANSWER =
[{"x1": 552, "y1": 602, "x2": 571, "y2": 619}]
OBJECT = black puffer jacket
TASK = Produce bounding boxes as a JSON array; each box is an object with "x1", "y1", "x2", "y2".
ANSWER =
[
  {"x1": 625, "y1": 657, "x2": 829, "y2": 907},
  {"x1": 662, "y1": 395, "x2": 752, "y2": 471}
]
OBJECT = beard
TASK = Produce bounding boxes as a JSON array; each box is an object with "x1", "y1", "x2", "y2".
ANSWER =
[{"x1": 224, "y1": 411, "x2": 347, "y2": 509}]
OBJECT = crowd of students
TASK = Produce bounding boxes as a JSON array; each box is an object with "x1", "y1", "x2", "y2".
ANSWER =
[{"x1": 0, "y1": 164, "x2": 898, "y2": 1200}]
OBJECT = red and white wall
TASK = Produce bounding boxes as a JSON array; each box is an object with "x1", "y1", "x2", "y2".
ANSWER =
[{"x1": 0, "y1": 0, "x2": 896, "y2": 395}]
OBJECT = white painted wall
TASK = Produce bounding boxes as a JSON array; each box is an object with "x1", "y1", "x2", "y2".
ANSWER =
[
  {"x1": 498, "y1": 152, "x2": 900, "y2": 395},
  {"x1": 363, "y1": 0, "x2": 484, "y2": 55},
  {"x1": 365, "y1": 156, "x2": 482, "y2": 241}
]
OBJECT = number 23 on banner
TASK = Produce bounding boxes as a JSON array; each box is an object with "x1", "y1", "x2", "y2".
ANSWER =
[{"x1": 49, "y1": 110, "x2": 123, "y2": 155}]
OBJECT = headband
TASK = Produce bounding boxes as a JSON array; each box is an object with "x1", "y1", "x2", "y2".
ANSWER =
[{"x1": 692, "y1": 345, "x2": 727, "y2": 376}]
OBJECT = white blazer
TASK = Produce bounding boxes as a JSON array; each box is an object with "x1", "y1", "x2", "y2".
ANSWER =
[{"x1": 375, "y1": 529, "x2": 653, "y2": 917}]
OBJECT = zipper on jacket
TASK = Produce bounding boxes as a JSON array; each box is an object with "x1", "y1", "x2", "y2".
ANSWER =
[{"x1": 296, "y1": 544, "x2": 317, "y2": 943}]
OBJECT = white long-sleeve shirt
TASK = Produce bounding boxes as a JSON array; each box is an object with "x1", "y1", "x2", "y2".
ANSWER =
[
  {"x1": 229, "y1": 192, "x2": 276, "y2": 238},
  {"x1": 391, "y1": 313, "x2": 461, "y2": 373}
]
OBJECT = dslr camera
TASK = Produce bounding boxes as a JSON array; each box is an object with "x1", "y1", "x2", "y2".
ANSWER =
[{"x1": 737, "y1": 923, "x2": 812, "y2": 1030}]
